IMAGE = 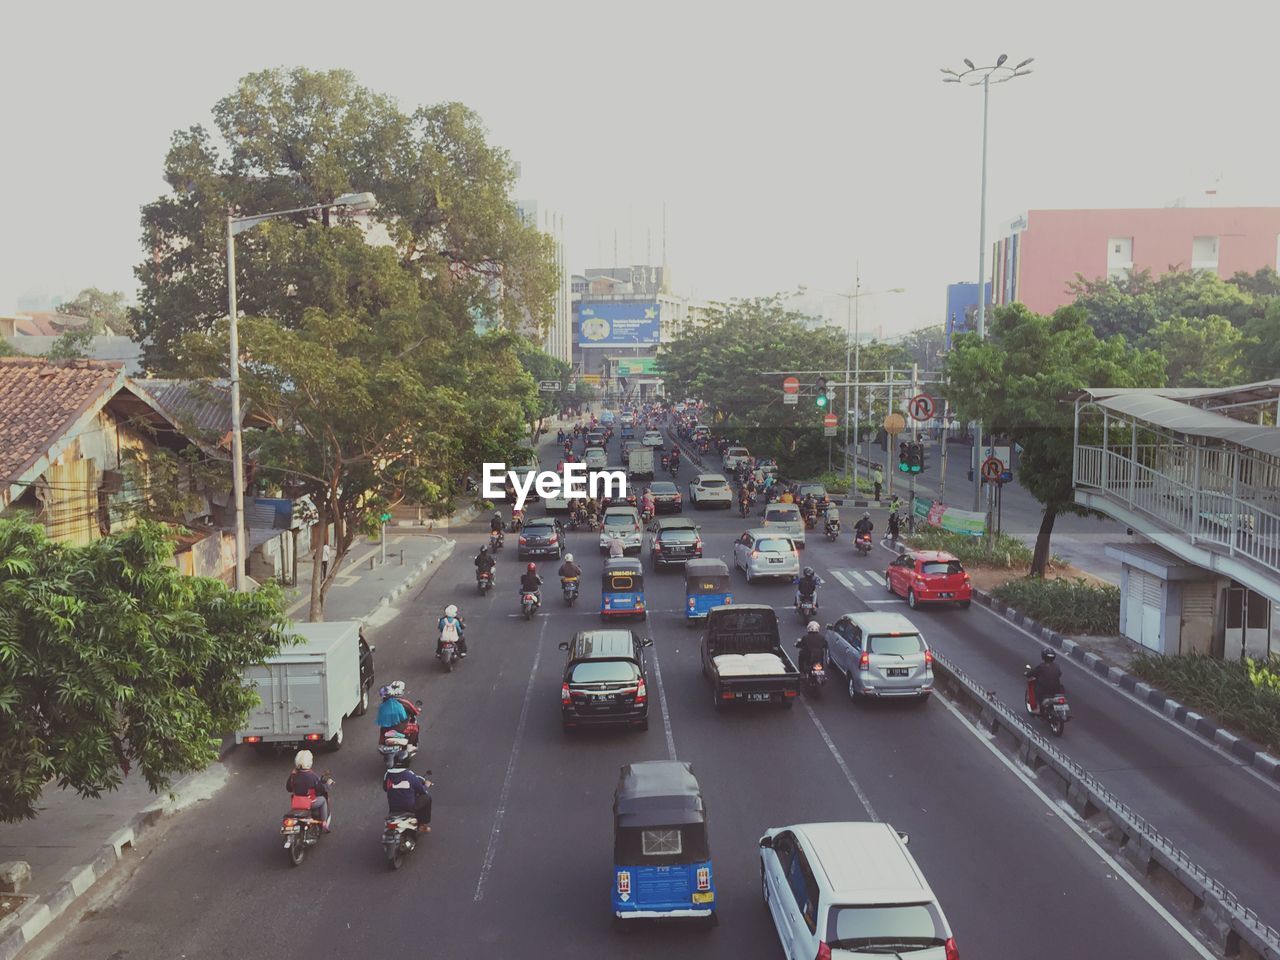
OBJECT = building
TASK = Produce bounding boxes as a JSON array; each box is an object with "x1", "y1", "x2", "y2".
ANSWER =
[
  {"x1": 515, "y1": 200, "x2": 571, "y2": 364},
  {"x1": 943, "y1": 282, "x2": 992, "y2": 348},
  {"x1": 992, "y1": 207, "x2": 1280, "y2": 315},
  {"x1": 1071, "y1": 379, "x2": 1280, "y2": 659}
]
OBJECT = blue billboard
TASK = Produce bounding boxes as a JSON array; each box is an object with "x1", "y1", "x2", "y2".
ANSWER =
[
  {"x1": 578, "y1": 300, "x2": 661, "y2": 346},
  {"x1": 945, "y1": 282, "x2": 992, "y2": 349}
]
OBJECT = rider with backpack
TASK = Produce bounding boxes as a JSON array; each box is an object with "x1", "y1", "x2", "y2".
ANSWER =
[{"x1": 436, "y1": 604, "x2": 467, "y2": 660}]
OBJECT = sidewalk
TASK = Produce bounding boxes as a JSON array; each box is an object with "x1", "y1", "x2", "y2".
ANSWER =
[{"x1": 0, "y1": 530, "x2": 456, "y2": 960}]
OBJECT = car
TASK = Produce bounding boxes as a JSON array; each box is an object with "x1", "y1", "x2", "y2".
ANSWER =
[
  {"x1": 884, "y1": 550, "x2": 973, "y2": 609},
  {"x1": 518, "y1": 517, "x2": 565, "y2": 560},
  {"x1": 584, "y1": 447, "x2": 608, "y2": 470},
  {"x1": 600, "y1": 410, "x2": 616, "y2": 424},
  {"x1": 648, "y1": 480, "x2": 683, "y2": 513},
  {"x1": 645, "y1": 515, "x2": 699, "y2": 547},
  {"x1": 825, "y1": 611, "x2": 934, "y2": 701},
  {"x1": 759, "y1": 822, "x2": 958, "y2": 960},
  {"x1": 792, "y1": 482, "x2": 829, "y2": 509},
  {"x1": 761, "y1": 502, "x2": 806, "y2": 547},
  {"x1": 604, "y1": 490, "x2": 639, "y2": 509},
  {"x1": 689, "y1": 473, "x2": 733, "y2": 509},
  {"x1": 692, "y1": 424, "x2": 710, "y2": 440},
  {"x1": 600, "y1": 506, "x2": 643, "y2": 554},
  {"x1": 586, "y1": 431, "x2": 606, "y2": 449},
  {"x1": 641, "y1": 430, "x2": 665, "y2": 450},
  {"x1": 620, "y1": 440, "x2": 644, "y2": 466},
  {"x1": 732, "y1": 529, "x2": 800, "y2": 583},
  {"x1": 722, "y1": 446, "x2": 751, "y2": 471},
  {"x1": 501, "y1": 464, "x2": 540, "y2": 505},
  {"x1": 620, "y1": 412, "x2": 635, "y2": 426},
  {"x1": 649, "y1": 524, "x2": 703, "y2": 570}
]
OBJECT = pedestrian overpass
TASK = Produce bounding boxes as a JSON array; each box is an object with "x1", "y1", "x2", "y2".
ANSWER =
[{"x1": 1072, "y1": 380, "x2": 1280, "y2": 659}]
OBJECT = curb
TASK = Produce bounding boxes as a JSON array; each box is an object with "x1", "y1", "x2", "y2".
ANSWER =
[
  {"x1": 373, "y1": 536, "x2": 456, "y2": 610},
  {"x1": 964, "y1": 580, "x2": 1280, "y2": 784},
  {"x1": 0, "y1": 769, "x2": 222, "y2": 960}
]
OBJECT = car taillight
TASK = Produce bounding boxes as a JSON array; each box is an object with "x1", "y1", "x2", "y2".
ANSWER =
[
  {"x1": 617, "y1": 870, "x2": 631, "y2": 894},
  {"x1": 635, "y1": 679, "x2": 647, "y2": 705},
  {"x1": 924, "y1": 649, "x2": 934, "y2": 665},
  {"x1": 945, "y1": 937, "x2": 959, "y2": 960},
  {"x1": 816, "y1": 943, "x2": 832, "y2": 960},
  {"x1": 696, "y1": 866, "x2": 710, "y2": 890},
  {"x1": 243, "y1": 735, "x2": 261, "y2": 743},
  {"x1": 859, "y1": 652, "x2": 870, "y2": 671},
  {"x1": 548, "y1": 535, "x2": 558, "y2": 545},
  {"x1": 751, "y1": 550, "x2": 760, "y2": 558},
  {"x1": 561, "y1": 682, "x2": 571, "y2": 704},
  {"x1": 305, "y1": 733, "x2": 322, "y2": 741},
  {"x1": 519, "y1": 537, "x2": 528, "y2": 545}
]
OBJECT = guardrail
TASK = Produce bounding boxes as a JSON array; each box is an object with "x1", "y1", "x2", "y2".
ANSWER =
[{"x1": 931, "y1": 650, "x2": 1280, "y2": 960}]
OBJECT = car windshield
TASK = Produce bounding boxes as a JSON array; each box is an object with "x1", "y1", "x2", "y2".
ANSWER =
[
  {"x1": 757, "y1": 539, "x2": 792, "y2": 554},
  {"x1": 661, "y1": 529, "x2": 697, "y2": 542},
  {"x1": 921, "y1": 560, "x2": 964, "y2": 576},
  {"x1": 699, "y1": 479, "x2": 727, "y2": 488},
  {"x1": 525, "y1": 521, "x2": 555, "y2": 533},
  {"x1": 605, "y1": 515, "x2": 634, "y2": 528},
  {"x1": 869, "y1": 634, "x2": 926, "y2": 656},
  {"x1": 768, "y1": 507, "x2": 801, "y2": 522},
  {"x1": 728, "y1": 448, "x2": 748, "y2": 456},
  {"x1": 826, "y1": 903, "x2": 947, "y2": 950},
  {"x1": 570, "y1": 660, "x2": 639, "y2": 684},
  {"x1": 651, "y1": 483, "x2": 677, "y2": 494}
]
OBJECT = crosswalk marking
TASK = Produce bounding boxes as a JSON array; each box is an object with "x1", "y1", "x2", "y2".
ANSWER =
[{"x1": 831, "y1": 568, "x2": 886, "y2": 591}]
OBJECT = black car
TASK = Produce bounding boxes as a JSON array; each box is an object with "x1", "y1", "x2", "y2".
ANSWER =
[
  {"x1": 650, "y1": 525, "x2": 702, "y2": 569},
  {"x1": 649, "y1": 481, "x2": 683, "y2": 514},
  {"x1": 518, "y1": 517, "x2": 565, "y2": 560},
  {"x1": 557, "y1": 630, "x2": 653, "y2": 731},
  {"x1": 586, "y1": 431, "x2": 607, "y2": 449}
]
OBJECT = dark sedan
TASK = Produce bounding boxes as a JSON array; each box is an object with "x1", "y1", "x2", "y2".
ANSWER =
[
  {"x1": 650, "y1": 525, "x2": 703, "y2": 569},
  {"x1": 518, "y1": 517, "x2": 565, "y2": 560},
  {"x1": 649, "y1": 480, "x2": 684, "y2": 513}
]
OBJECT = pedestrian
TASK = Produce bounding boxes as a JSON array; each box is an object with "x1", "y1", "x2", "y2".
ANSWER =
[
  {"x1": 888, "y1": 510, "x2": 901, "y2": 542},
  {"x1": 321, "y1": 540, "x2": 331, "y2": 580},
  {"x1": 872, "y1": 466, "x2": 883, "y2": 502}
]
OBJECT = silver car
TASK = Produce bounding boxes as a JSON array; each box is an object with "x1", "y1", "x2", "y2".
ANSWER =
[
  {"x1": 825, "y1": 611, "x2": 933, "y2": 702},
  {"x1": 732, "y1": 529, "x2": 800, "y2": 583},
  {"x1": 761, "y1": 502, "x2": 805, "y2": 547}
]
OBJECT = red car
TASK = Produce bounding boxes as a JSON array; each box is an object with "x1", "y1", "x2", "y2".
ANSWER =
[{"x1": 884, "y1": 550, "x2": 972, "y2": 609}]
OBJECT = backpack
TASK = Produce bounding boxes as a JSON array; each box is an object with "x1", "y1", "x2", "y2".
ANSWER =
[{"x1": 440, "y1": 617, "x2": 460, "y2": 644}]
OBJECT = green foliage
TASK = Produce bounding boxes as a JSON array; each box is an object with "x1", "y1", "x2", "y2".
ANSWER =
[
  {"x1": 1070, "y1": 267, "x2": 1260, "y2": 342},
  {"x1": 906, "y1": 525, "x2": 1033, "y2": 569},
  {"x1": 0, "y1": 519, "x2": 289, "y2": 822},
  {"x1": 815, "y1": 472, "x2": 850, "y2": 495},
  {"x1": 1143, "y1": 314, "x2": 1245, "y2": 386},
  {"x1": 56, "y1": 288, "x2": 133, "y2": 335},
  {"x1": 991, "y1": 577, "x2": 1120, "y2": 634},
  {"x1": 1130, "y1": 653, "x2": 1280, "y2": 754},
  {"x1": 513, "y1": 338, "x2": 571, "y2": 427},
  {"x1": 895, "y1": 324, "x2": 947, "y2": 371},
  {"x1": 120, "y1": 446, "x2": 228, "y2": 524},
  {"x1": 46, "y1": 327, "x2": 96, "y2": 361},
  {"x1": 1242, "y1": 298, "x2": 1280, "y2": 385}
]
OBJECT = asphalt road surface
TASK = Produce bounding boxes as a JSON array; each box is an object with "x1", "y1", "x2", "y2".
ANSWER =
[{"x1": 38, "y1": 432, "x2": 1248, "y2": 960}]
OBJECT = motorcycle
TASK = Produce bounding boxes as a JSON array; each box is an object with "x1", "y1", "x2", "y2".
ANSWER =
[
  {"x1": 510, "y1": 512, "x2": 523, "y2": 533},
  {"x1": 641, "y1": 507, "x2": 654, "y2": 525},
  {"x1": 281, "y1": 773, "x2": 335, "y2": 867},
  {"x1": 438, "y1": 636, "x2": 461, "y2": 672},
  {"x1": 562, "y1": 576, "x2": 580, "y2": 606},
  {"x1": 824, "y1": 519, "x2": 840, "y2": 542},
  {"x1": 521, "y1": 591, "x2": 540, "y2": 620},
  {"x1": 381, "y1": 770, "x2": 433, "y2": 870},
  {"x1": 670, "y1": 460, "x2": 680, "y2": 478},
  {"x1": 803, "y1": 510, "x2": 818, "y2": 531},
  {"x1": 476, "y1": 569, "x2": 494, "y2": 595},
  {"x1": 1025, "y1": 668, "x2": 1071, "y2": 737},
  {"x1": 378, "y1": 728, "x2": 419, "y2": 769},
  {"x1": 855, "y1": 532, "x2": 872, "y2": 556},
  {"x1": 794, "y1": 642, "x2": 828, "y2": 696},
  {"x1": 796, "y1": 593, "x2": 818, "y2": 624},
  {"x1": 490, "y1": 530, "x2": 504, "y2": 552}
]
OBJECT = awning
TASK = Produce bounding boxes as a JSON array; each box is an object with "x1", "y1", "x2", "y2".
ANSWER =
[{"x1": 1092, "y1": 393, "x2": 1280, "y2": 459}]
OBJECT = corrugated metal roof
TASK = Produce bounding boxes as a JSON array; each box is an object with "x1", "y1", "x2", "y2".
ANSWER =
[
  {"x1": 1096, "y1": 393, "x2": 1280, "y2": 458},
  {"x1": 130, "y1": 379, "x2": 239, "y2": 439}
]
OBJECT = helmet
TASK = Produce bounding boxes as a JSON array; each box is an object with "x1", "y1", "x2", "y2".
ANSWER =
[
  {"x1": 807, "y1": 621, "x2": 821, "y2": 633},
  {"x1": 444, "y1": 604, "x2": 458, "y2": 618},
  {"x1": 493, "y1": 511, "x2": 502, "y2": 519},
  {"x1": 388, "y1": 680, "x2": 406, "y2": 698},
  {"x1": 863, "y1": 512, "x2": 871, "y2": 520},
  {"x1": 564, "y1": 553, "x2": 574, "y2": 563},
  {"x1": 527, "y1": 562, "x2": 537, "y2": 572},
  {"x1": 1041, "y1": 648, "x2": 1057, "y2": 663},
  {"x1": 802, "y1": 566, "x2": 815, "y2": 578},
  {"x1": 294, "y1": 750, "x2": 314, "y2": 770},
  {"x1": 379, "y1": 684, "x2": 391, "y2": 699},
  {"x1": 479, "y1": 544, "x2": 488, "y2": 554}
]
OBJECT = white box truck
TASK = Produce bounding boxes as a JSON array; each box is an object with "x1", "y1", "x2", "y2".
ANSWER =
[
  {"x1": 236, "y1": 620, "x2": 376, "y2": 752},
  {"x1": 628, "y1": 446, "x2": 655, "y2": 480}
]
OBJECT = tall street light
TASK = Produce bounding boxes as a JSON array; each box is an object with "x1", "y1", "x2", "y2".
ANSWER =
[
  {"x1": 942, "y1": 54, "x2": 1032, "y2": 513},
  {"x1": 226, "y1": 191, "x2": 378, "y2": 591}
]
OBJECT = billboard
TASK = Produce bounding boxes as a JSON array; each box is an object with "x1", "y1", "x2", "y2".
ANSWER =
[
  {"x1": 578, "y1": 300, "x2": 660, "y2": 346},
  {"x1": 944, "y1": 282, "x2": 992, "y2": 349}
]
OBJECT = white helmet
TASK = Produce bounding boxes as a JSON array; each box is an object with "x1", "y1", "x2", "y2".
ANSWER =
[
  {"x1": 444, "y1": 604, "x2": 458, "y2": 618},
  {"x1": 388, "y1": 680, "x2": 406, "y2": 698},
  {"x1": 294, "y1": 750, "x2": 314, "y2": 770},
  {"x1": 564, "y1": 553, "x2": 574, "y2": 563},
  {"x1": 807, "y1": 621, "x2": 821, "y2": 633}
]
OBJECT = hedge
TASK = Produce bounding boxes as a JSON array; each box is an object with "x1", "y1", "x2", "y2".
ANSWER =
[
  {"x1": 1129, "y1": 653, "x2": 1280, "y2": 755},
  {"x1": 905, "y1": 526, "x2": 1033, "y2": 569},
  {"x1": 992, "y1": 577, "x2": 1121, "y2": 635}
]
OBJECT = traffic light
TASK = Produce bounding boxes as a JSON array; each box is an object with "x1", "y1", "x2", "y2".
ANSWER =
[
  {"x1": 815, "y1": 376, "x2": 828, "y2": 409},
  {"x1": 908, "y1": 443, "x2": 922, "y2": 474},
  {"x1": 898, "y1": 441, "x2": 910, "y2": 473}
]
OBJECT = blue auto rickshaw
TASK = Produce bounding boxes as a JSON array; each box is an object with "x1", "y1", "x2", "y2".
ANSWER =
[
  {"x1": 612, "y1": 761, "x2": 716, "y2": 927},
  {"x1": 684, "y1": 558, "x2": 732, "y2": 625},
  {"x1": 601, "y1": 557, "x2": 646, "y2": 620}
]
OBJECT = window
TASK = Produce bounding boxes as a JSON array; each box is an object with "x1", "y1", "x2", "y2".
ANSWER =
[
  {"x1": 787, "y1": 847, "x2": 821, "y2": 934},
  {"x1": 757, "y1": 539, "x2": 793, "y2": 553},
  {"x1": 826, "y1": 903, "x2": 948, "y2": 950},
  {"x1": 641, "y1": 828, "x2": 682, "y2": 856},
  {"x1": 1192, "y1": 235, "x2": 1220, "y2": 271},
  {"x1": 921, "y1": 560, "x2": 963, "y2": 576},
  {"x1": 868, "y1": 634, "x2": 926, "y2": 656},
  {"x1": 570, "y1": 660, "x2": 638, "y2": 684}
]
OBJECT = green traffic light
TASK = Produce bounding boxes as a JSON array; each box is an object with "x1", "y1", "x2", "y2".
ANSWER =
[{"x1": 815, "y1": 395, "x2": 828, "y2": 408}]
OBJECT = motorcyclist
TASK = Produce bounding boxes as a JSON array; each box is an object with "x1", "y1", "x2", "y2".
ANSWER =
[
  {"x1": 887, "y1": 509, "x2": 901, "y2": 541},
  {"x1": 383, "y1": 756, "x2": 432, "y2": 833},
  {"x1": 520, "y1": 562, "x2": 544, "y2": 606},
  {"x1": 490, "y1": 511, "x2": 504, "y2": 535},
  {"x1": 796, "y1": 621, "x2": 827, "y2": 675},
  {"x1": 824, "y1": 506, "x2": 841, "y2": 535},
  {"x1": 1027, "y1": 648, "x2": 1065, "y2": 712},
  {"x1": 286, "y1": 749, "x2": 331, "y2": 832},
  {"x1": 801, "y1": 493, "x2": 818, "y2": 526},
  {"x1": 376, "y1": 680, "x2": 420, "y2": 744},
  {"x1": 474, "y1": 544, "x2": 496, "y2": 585},
  {"x1": 738, "y1": 485, "x2": 751, "y2": 515},
  {"x1": 437, "y1": 603, "x2": 467, "y2": 659},
  {"x1": 794, "y1": 566, "x2": 824, "y2": 608},
  {"x1": 558, "y1": 553, "x2": 582, "y2": 582},
  {"x1": 640, "y1": 488, "x2": 655, "y2": 520},
  {"x1": 510, "y1": 505, "x2": 523, "y2": 531},
  {"x1": 854, "y1": 512, "x2": 874, "y2": 539}
]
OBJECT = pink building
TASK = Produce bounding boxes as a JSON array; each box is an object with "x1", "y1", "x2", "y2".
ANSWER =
[{"x1": 992, "y1": 207, "x2": 1280, "y2": 315}]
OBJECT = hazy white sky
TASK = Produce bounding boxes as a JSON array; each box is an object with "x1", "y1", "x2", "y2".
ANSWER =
[{"x1": 4, "y1": 0, "x2": 1278, "y2": 336}]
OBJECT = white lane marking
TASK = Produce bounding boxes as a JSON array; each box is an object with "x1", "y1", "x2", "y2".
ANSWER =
[
  {"x1": 847, "y1": 571, "x2": 870, "y2": 587},
  {"x1": 473, "y1": 616, "x2": 547, "y2": 902},
  {"x1": 933, "y1": 693, "x2": 1217, "y2": 960},
  {"x1": 831, "y1": 570, "x2": 858, "y2": 593},
  {"x1": 649, "y1": 642, "x2": 678, "y2": 762},
  {"x1": 862, "y1": 599, "x2": 901, "y2": 605},
  {"x1": 801, "y1": 700, "x2": 878, "y2": 821},
  {"x1": 863, "y1": 571, "x2": 885, "y2": 586}
]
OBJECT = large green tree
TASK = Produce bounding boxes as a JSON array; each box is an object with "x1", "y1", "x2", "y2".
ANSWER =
[
  {"x1": 946, "y1": 304, "x2": 1165, "y2": 575},
  {"x1": 1241, "y1": 297, "x2": 1280, "y2": 384},
  {"x1": 1070, "y1": 267, "x2": 1261, "y2": 343},
  {"x1": 1144, "y1": 314, "x2": 1245, "y2": 387},
  {"x1": 0, "y1": 520, "x2": 289, "y2": 822},
  {"x1": 57, "y1": 288, "x2": 133, "y2": 335}
]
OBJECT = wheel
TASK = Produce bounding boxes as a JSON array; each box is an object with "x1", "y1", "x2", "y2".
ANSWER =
[
  {"x1": 907, "y1": 589, "x2": 918, "y2": 609},
  {"x1": 885, "y1": 574, "x2": 895, "y2": 594},
  {"x1": 1050, "y1": 716, "x2": 1065, "y2": 737},
  {"x1": 637, "y1": 718, "x2": 649, "y2": 732},
  {"x1": 712, "y1": 686, "x2": 724, "y2": 711},
  {"x1": 352, "y1": 685, "x2": 369, "y2": 717},
  {"x1": 745, "y1": 568, "x2": 754, "y2": 584},
  {"x1": 388, "y1": 846, "x2": 404, "y2": 870},
  {"x1": 847, "y1": 672, "x2": 859, "y2": 702},
  {"x1": 445, "y1": 654, "x2": 454, "y2": 673},
  {"x1": 958, "y1": 600, "x2": 971, "y2": 609},
  {"x1": 288, "y1": 841, "x2": 305, "y2": 867},
  {"x1": 326, "y1": 725, "x2": 344, "y2": 751}
]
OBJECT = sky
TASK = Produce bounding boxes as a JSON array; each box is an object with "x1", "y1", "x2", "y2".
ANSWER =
[{"x1": 4, "y1": 0, "x2": 1279, "y2": 339}]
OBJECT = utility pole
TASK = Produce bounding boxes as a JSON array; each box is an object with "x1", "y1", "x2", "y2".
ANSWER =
[
  {"x1": 885, "y1": 366, "x2": 894, "y2": 498},
  {"x1": 909, "y1": 363, "x2": 919, "y2": 510},
  {"x1": 939, "y1": 398, "x2": 950, "y2": 505}
]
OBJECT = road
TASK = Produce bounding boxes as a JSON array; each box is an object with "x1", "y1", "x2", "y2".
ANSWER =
[{"x1": 37, "y1": 430, "x2": 1244, "y2": 960}]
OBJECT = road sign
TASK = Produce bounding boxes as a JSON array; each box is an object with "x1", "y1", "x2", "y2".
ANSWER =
[
  {"x1": 782, "y1": 376, "x2": 800, "y2": 395},
  {"x1": 981, "y1": 456, "x2": 1005, "y2": 481},
  {"x1": 823, "y1": 413, "x2": 838, "y2": 436},
  {"x1": 538, "y1": 380, "x2": 561, "y2": 392},
  {"x1": 883, "y1": 413, "x2": 906, "y2": 435},
  {"x1": 908, "y1": 393, "x2": 935, "y2": 421}
]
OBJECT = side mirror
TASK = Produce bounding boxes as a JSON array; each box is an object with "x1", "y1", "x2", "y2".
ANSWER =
[
  {"x1": 414, "y1": 699, "x2": 424, "y2": 708},
  {"x1": 369, "y1": 644, "x2": 377, "y2": 653},
  {"x1": 897, "y1": 832, "x2": 909, "y2": 845},
  {"x1": 758, "y1": 835, "x2": 774, "y2": 849},
  {"x1": 558, "y1": 641, "x2": 570, "y2": 651},
  {"x1": 642, "y1": 637, "x2": 654, "y2": 647},
  {"x1": 1023, "y1": 664, "x2": 1031, "y2": 671}
]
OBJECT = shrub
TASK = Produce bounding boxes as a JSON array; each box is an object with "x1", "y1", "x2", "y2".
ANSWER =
[
  {"x1": 1130, "y1": 654, "x2": 1280, "y2": 754},
  {"x1": 816, "y1": 472, "x2": 850, "y2": 495},
  {"x1": 906, "y1": 526, "x2": 1033, "y2": 569},
  {"x1": 991, "y1": 577, "x2": 1120, "y2": 634}
]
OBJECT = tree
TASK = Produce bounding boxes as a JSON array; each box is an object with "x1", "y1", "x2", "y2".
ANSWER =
[
  {"x1": 946, "y1": 304, "x2": 1165, "y2": 576},
  {"x1": 45, "y1": 327, "x2": 96, "y2": 361},
  {"x1": 57, "y1": 288, "x2": 133, "y2": 335},
  {"x1": 513, "y1": 338, "x2": 571, "y2": 435},
  {"x1": 0, "y1": 520, "x2": 289, "y2": 823},
  {"x1": 1070, "y1": 266, "x2": 1260, "y2": 342},
  {"x1": 1143, "y1": 314, "x2": 1245, "y2": 387},
  {"x1": 1227, "y1": 266, "x2": 1280, "y2": 299},
  {"x1": 1241, "y1": 297, "x2": 1280, "y2": 384},
  {"x1": 895, "y1": 324, "x2": 947, "y2": 372}
]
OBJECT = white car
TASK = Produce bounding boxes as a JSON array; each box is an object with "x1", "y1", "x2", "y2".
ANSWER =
[
  {"x1": 762, "y1": 502, "x2": 806, "y2": 547},
  {"x1": 760, "y1": 822, "x2": 958, "y2": 960},
  {"x1": 641, "y1": 430, "x2": 665, "y2": 450},
  {"x1": 599, "y1": 506, "x2": 642, "y2": 554},
  {"x1": 722, "y1": 446, "x2": 751, "y2": 471},
  {"x1": 688, "y1": 474, "x2": 733, "y2": 509},
  {"x1": 584, "y1": 447, "x2": 608, "y2": 470}
]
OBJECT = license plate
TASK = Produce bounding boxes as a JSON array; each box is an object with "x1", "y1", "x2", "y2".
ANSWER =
[
  {"x1": 939, "y1": 592, "x2": 954, "y2": 598},
  {"x1": 887, "y1": 668, "x2": 909, "y2": 677},
  {"x1": 769, "y1": 557, "x2": 782, "y2": 563},
  {"x1": 692, "y1": 891, "x2": 714, "y2": 904},
  {"x1": 745, "y1": 692, "x2": 771, "y2": 702}
]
